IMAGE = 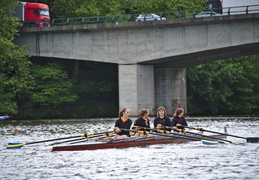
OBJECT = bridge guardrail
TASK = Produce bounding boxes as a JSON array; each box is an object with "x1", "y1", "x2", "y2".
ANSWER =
[
  {"x1": 48, "y1": 9, "x2": 202, "y2": 26},
  {"x1": 21, "y1": 5, "x2": 259, "y2": 27},
  {"x1": 222, "y1": 5, "x2": 259, "y2": 15}
]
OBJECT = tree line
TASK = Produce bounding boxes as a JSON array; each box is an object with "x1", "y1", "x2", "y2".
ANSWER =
[
  {"x1": 0, "y1": 0, "x2": 258, "y2": 119},
  {"x1": 25, "y1": 0, "x2": 206, "y2": 18}
]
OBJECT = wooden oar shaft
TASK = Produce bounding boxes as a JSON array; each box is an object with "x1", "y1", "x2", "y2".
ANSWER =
[
  {"x1": 25, "y1": 135, "x2": 86, "y2": 145},
  {"x1": 48, "y1": 137, "x2": 87, "y2": 146},
  {"x1": 133, "y1": 126, "x2": 203, "y2": 140},
  {"x1": 70, "y1": 134, "x2": 117, "y2": 145},
  {"x1": 26, "y1": 131, "x2": 115, "y2": 145},
  {"x1": 132, "y1": 127, "x2": 234, "y2": 144},
  {"x1": 155, "y1": 132, "x2": 206, "y2": 141},
  {"x1": 7, "y1": 131, "x2": 115, "y2": 149},
  {"x1": 121, "y1": 128, "x2": 205, "y2": 141},
  {"x1": 50, "y1": 133, "x2": 116, "y2": 146},
  {"x1": 162, "y1": 126, "x2": 236, "y2": 144},
  {"x1": 183, "y1": 126, "x2": 246, "y2": 139}
]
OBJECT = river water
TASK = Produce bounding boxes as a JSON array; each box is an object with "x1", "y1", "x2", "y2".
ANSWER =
[{"x1": 0, "y1": 117, "x2": 258, "y2": 180}]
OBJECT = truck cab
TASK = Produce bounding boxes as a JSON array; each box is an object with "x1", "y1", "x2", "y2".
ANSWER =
[
  {"x1": 195, "y1": 0, "x2": 223, "y2": 18},
  {"x1": 14, "y1": 2, "x2": 50, "y2": 27},
  {"x1": 205, "y1": 0, "x2": 223, "y2": 14}
]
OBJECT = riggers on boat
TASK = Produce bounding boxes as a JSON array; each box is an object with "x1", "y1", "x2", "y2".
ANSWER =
[
  {"x1": 51, "y1": 134, "x2": 227, "y2": 152},
  {"x1": 7, "y1": 126, "x2": 258, "y2": 151}
]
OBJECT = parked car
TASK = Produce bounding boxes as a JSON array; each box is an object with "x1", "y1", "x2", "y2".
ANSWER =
[{"x1": 136, "y1": 13, "x2": 166, "y2": 21}]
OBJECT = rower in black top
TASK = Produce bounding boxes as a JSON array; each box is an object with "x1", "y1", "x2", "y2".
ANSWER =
[
  {"x1": 114, "y1": 108, "x2": 132, "y2": 139},
  {"x1": 172, "y1": 108, "x2": 188, "y2": 130},
  {"x1": 133, "y1": 109, "x2": 150, "y2": 137},
  {"x1": 154, "y1": 106, "x2": 171, "y2": 131}
]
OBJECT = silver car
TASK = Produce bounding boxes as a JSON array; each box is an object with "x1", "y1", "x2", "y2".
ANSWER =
[{"x1": 136, "y1": 13, "x2": 166, "y2": 21}]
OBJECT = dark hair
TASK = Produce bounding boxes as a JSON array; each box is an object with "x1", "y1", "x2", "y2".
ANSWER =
[
  {"x1": 119, "y1": 108, "x2": 128, "y2": 118},
  {"x1": 173, "y1": 108, "x2": 184, "y2": 117},
  {"x1": 157, "y1": 106, "x2": 167, "y2": 117},
  {"x1": 139, "y1": 109, "x2": 148, "y2": 117}
]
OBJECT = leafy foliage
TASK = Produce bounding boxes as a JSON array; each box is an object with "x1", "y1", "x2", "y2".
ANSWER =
[
  {"x1": 25, "y1": 0, "x2": 205, "y2": 18},
  {"x1": 15, "y1": 59, "x2": 119, "y2": 119},
  {"x1": 67, "y1": 61, "x2": 119, "y2": 118},
  {"x1": 30, "y1": 62, "x2": 78, "y2": 105},
  {"x1": 0, "y1": 0, "x2": 33, "y2": 115},
  {"x1": 187, "y1": 56, "x2": 259, "y2": 115},
  {"x1": 16, "y1": 62, "x2": 79, "y2": 119}
]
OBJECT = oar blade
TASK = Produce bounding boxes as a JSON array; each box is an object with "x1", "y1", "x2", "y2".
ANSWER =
[
  {"x1": 230, "y1": 141, "x2": 240, "y2": 145},
  {"x1": 246, "y1": 137, "x2": 259, "y2": 143},
  {"x1": 6, "y1": 143, "x2": 25, "y2": 149},
  {"x1": 201, "y1": 139, "x2": 219, "y2": 145}
]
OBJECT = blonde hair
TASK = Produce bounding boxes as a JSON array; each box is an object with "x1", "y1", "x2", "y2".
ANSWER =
[
  {"x1": 157, "y1": 106, "x2": 167, "y2": 117},
  {"x1": 139, "y1": 109, "x2": 149, "y2": 117},
  {"x1": 173, "y1": 108, "x2": 184, "y2": 117}
]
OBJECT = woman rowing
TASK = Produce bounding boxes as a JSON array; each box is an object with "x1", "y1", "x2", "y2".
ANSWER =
[
  {"x1": 133, "y1": 109, "x2": 150, "y2": 137},
  {"x1": 113, "y1": 108, "x2": 132, "y2": 139},
  {"x1": 172, "y1": 108, "x2": 188, "y2": 130},
  {"x1": 153, "y1": 106, "x2": 171, "y2": 131}
]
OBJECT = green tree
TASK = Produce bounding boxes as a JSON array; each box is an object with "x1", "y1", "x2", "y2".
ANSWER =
[
  {"x1": 0, "y1": 0, "x2": 33, "y2": 115},
  {"x1": 27, "y1": 0, "x2": 124, "y2": 18},
  {"x1": 69, "y1": 61, "x2": 118, "y2": 118},
  {"x1": 135, "y1": 0, "x2": 204, "y2": 13},
  {"x1": 187, "y1": 56, "x2": 259, "y2": 115},
  {"x1": 222, "y1": 56, "x2": 259, "y2": 114},
  {"x1": 18, "y1": 62, "x2": 79, "y2": 119},
  {"x1": 26, "y1": 0, "x2": 205, "y2": 18}
]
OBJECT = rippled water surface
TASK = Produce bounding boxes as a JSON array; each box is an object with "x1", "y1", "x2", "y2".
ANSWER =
[{"x1": 0, "y1": 117, "x2": 259, "y2": 180}]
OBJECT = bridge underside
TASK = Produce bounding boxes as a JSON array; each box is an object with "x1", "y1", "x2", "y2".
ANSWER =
[
  {"x1": 140, "y1": 43, "x2": 259, "y2": 67},
  {"x1": 30, "y1": 42, "x2": 259, "y2": 68}
]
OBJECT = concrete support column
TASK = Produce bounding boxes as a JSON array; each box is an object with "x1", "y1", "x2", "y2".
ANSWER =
[
  {"x1": 154, "y1": 67, "x2": 187, "y2": 115},
  {"x1": 119, "y1": 64, "x2": 154, "y2": 116}
]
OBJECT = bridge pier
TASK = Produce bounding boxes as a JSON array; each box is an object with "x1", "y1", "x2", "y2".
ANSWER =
[
  {"x1": 154, "y1": 67, "x2": 187, "y2": 115},
  {"x1": 119, "y1": 64, "x2": 187, "y2": 116},
  {"x1": 119, "y1": 64, "x2": 155, "y2": 116}
]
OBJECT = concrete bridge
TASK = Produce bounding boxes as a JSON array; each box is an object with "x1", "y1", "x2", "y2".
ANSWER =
[{"x1": 14, "y1": 13, "x2": 259, "y2": 116}]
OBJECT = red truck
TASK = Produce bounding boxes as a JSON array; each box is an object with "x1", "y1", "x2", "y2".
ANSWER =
[{"x1": 14, "y1": 2, "x2": 50, "y2": 27}]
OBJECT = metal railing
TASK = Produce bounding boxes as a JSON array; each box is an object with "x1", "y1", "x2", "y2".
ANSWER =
[
  {"x1": 21, "y1": 5, "x2": 259, "y2": 27},
  {"x1": 50, "y1": 14, "x2": 140, "y2": 26},
  {"x1": 222, "y1": 4, "x2": 259, "y2": 15},
  {"x1": 48, "y1": 9, "x2": 203, "y2": 26}
]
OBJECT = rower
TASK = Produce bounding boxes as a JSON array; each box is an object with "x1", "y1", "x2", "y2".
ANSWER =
[
  {"x1": 172, "y1": 108, "x2": 188, "y2": 132},
  {"x1": 154, "y1": 106, "x2": 171, "y2": 132},
  {"x1": 113, "y1": 108, "x2": 132, "y2": 139},
  {"x1": 133, "y1": 109, "x2": 150, "y2": 137}
]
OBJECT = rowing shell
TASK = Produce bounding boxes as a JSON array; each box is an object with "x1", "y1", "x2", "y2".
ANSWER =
[{"x1": 51, "y1": 134, "x2": 227, "y2": 151}]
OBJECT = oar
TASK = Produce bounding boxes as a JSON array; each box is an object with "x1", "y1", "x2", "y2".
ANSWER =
[
  {"x1": 47, "y1": 132, "x2": 115, "y2": 146},
  {"x1": 68, "y1": 130, "x2": 136, "y2": 145},
  {"x1": 133, "y1": 126, "x2": 230, "y2": 145},
  {"x1": 46, "y1": 137, "x2": 88, "y2": 146},
  {"x1": 69, "y1": 133, "x2": 117, "y2": 144},
  {"x1": 68, "y1": 130, "x2": 137, "y2": 145},
  {"x1": 121, "y1": 128, "x2": 213, "y2": 142},
  {"x1": 7, "y1": 131, "x2": 115, "y2": 149},
  {"x1": 182, "y1": 125, "x2": 259, "y2": 143},
  {"x1": 162, "y1": 126, "x2": 240, "y2": 145}
]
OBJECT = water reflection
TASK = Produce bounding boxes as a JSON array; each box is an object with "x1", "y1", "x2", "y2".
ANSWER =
[{"x1": 0, "y1": 117, "x2": 258, "y2": 180}]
